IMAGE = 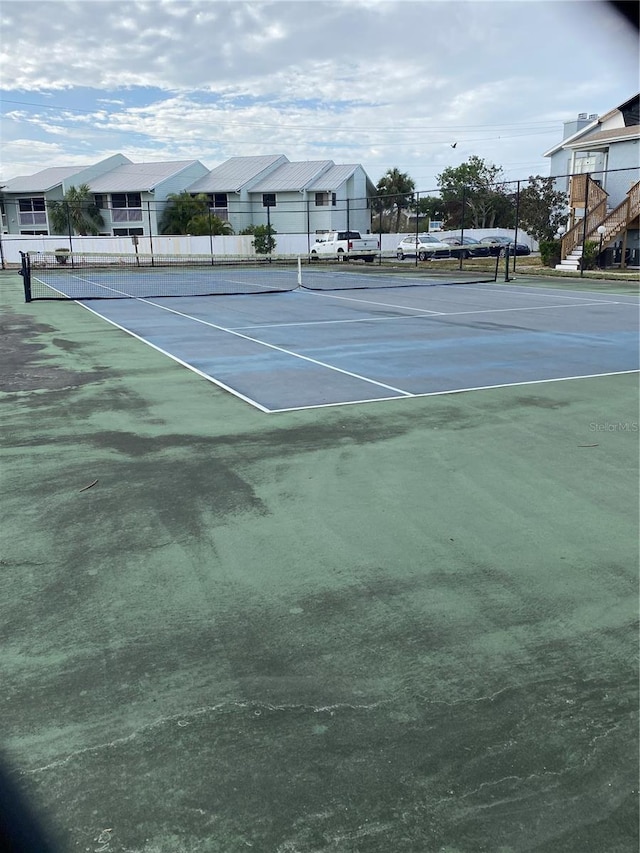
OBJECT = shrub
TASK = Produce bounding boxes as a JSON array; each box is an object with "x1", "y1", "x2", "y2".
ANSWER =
[
  {"x1": 248, "y1": 224, "x2": 277, "y2": 255},
  {"x1": 539, "y1": 239, "x2": 561, "y2": 268},
  {"x1": 580, "y1": 240, "x2": 599, "y2": 271}
]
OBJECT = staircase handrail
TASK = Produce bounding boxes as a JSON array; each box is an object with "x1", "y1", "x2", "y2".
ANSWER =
[
  {"x1": 561, "y1": 179, "x2": 640, "y2": 259},
  {"x1": 569, "y1": 174, "x2": 608, "y2": 210},
  {"x1": 561, "y1": 198, "x2": 607, "y2": 258}
]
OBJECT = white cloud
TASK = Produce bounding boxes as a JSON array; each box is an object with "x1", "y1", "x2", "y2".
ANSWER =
[{"x1": 0, "y1": 1, "x2": 637, "y2": 185}]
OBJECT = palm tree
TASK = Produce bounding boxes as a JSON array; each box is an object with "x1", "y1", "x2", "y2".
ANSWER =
[
  {"x1": 376, "y1": 168, "x2": 415, "y2": 233},
  {"x1": 49, "y1": 184, "x2": 104, "y2": 236},
  {"x1": 159, "y1": 192, "x2": 209, "y2": 234},
  {"x1": 186, "y1": 214, "x2": 234, "y2": 236}
]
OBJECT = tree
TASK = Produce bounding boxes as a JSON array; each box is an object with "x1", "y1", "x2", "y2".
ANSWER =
[
  {"x1": 517, "y1": 176, "x2": 567, "y2": 242},
  {"x1": 437, "y1": 156, "x2": 512, "y2": 229},
  {"x1": 376, "y1": 168, "x2": 415, "y2": 232},
  {"x1": 49, "y1": 184, "x2": 104, "y2": 236},
  {"x1": 241, "y1": 224, "x2": 277, "y2": 254},
  {"x1": 186, "y1": 214, "x2": 234, "y2": 236},
  {"x1": 159, "y1": 192, "x2": 213, "y2": 235},
  {"x1": 414, "y1": 195, "x2": 447, "y2": 230}
]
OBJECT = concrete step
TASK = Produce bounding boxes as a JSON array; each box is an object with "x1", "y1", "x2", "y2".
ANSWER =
[{"x1": 556, "y1": 260, "x2": 580, "y2": 270}]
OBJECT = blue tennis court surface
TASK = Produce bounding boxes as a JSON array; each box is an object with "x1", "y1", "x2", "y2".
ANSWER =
[{"x1": 75, "y1": 280, "x2": 639, "y2": 412}]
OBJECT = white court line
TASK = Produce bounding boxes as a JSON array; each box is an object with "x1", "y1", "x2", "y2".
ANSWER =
[
  {"x1": 459, "y1": 282, "x2": 637, "y2": 304},
  {"x1": 47, "y1": 275, "x2": 637, "y2": 414},
  {"x1": 35, "y1": 274, "x2": 143, "y2": 298},
  {"x1": 230, "y1": 298, "x2": 624, "y2": 331},
  {"x1": 269, "y1": 370, "x2": 640, "y2": 413},
  {"x1": 98, "y1": 295, "x2": 415, "y2": 397},
  {"x1": 71, "y1": 300, "x2": 273, "y2": 412},
  {"x1": 299, "y1": 287, "x2": 444, "y2": 314},
  {"x1": 291, "y1": 280, "x2": 631, "y2": 316}
]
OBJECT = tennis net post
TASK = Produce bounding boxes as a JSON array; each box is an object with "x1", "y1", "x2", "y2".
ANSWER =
[{"x1": 20, "y1": 252, "x2": 31, "y2": 302}]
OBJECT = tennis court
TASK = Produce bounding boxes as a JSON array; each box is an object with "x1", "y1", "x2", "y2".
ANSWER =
[
  {"x1": 2, "y1": 265, "x2": 639, "y2": 852},
  {"x1": 21, "y1": 254, "x2": 640, "y2": 412}
]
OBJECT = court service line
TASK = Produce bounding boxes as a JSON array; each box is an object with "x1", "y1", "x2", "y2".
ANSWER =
[
  {"x1": 292, "y1": 281, "x2": 629, "y2": 315},
  {"x1": 297, "y1": 287, "x2": 445, "y2": 313},
  {"x1": 269, "y1": 369, "x2": 640, "y2": 413},
  {"x1": 230, "y1": 299, "x2": 622, "y2": 331},
  {"x1": 105, "y1": 296, "x2": 415, "y2": 397}
]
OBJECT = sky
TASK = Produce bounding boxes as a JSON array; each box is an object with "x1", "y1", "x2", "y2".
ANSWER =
[{"x1": 0, "y1": 0, "x2": 638, "y2": 192}]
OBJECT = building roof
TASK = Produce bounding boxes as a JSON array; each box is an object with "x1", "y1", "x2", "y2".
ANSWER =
[
  {"x1": 544, "y1": 92, "x2": 640, "y2": 157},
  {"x1": 87, "y1": 160, "x2": 204, "y2": 192},
  {"x1": 1, "y1": 166, "x2": 90, "y2": 193},
  {"x1": 250, "y1": 161, "x2": 334, "y2": 193},
  {"x1": 186, "y1": 155, "x2": 286, "y2": 193},
  {"x1": 560, "y1": 125, "x2": 640, "y2": 149},
  {"x1": 306, "y1": 164, "x2": 359, "y2": 191}
]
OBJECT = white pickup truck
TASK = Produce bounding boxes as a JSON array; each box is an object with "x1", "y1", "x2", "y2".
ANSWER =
[{"x1": 310, "y1": 230, "x2": 379, "y2": 263}]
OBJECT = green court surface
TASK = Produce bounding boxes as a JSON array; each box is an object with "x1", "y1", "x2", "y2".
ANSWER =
[{"x1": 1, "y1": 271, "x2": 638, "y2": 852}]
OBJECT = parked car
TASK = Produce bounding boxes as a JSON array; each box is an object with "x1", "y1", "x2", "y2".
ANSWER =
[
  {"x1": 441, "y1": 236, "x2": 491, "y2": 258},
  {"x1": 311, "y1": 230, "x2": 379, "y2": 262},
  {"x1": 396, "y1": 234, "x2": 451, "y2": 261},
  {"x1": 479, "y1": 236, "x2": 531, "y2": 256}
]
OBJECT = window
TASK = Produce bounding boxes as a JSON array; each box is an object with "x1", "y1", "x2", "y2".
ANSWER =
[
  {"x1": 113, "y1": 227, "x2": 144, "y2": 236},
  {"x1": 18, "y1": 197, "x2": 47, "y2": 226},
  {"x1": 111, "y1": 192, "x2": 141, "y2": 208},
  {"x1": 111, "y1": 192, "x2": 142, "y2": 222},
  {"x1": 315, "y1": 192, "x2": 336, "y2": 207},
  {"x1": 207, "y1": 193, "x2": 228, "y2": 220},
  {"x1": 94, "y1": 194, "x2": 106, "y2": 209},
  {"x1": 574, "y1": 154, "x2": 597, "y2": 174},
  {"x1": 262, "y1": 193, "x2": 276, "y2": 208}
]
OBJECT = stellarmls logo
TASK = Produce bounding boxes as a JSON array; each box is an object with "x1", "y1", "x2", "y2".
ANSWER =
[{"x1": 589, "y1": 422, "x2": 639, "y2": 432}]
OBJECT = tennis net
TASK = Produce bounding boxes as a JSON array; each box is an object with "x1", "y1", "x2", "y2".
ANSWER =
[{"x1": 21, "y1": 251, "x2": 499, "y2": 301}]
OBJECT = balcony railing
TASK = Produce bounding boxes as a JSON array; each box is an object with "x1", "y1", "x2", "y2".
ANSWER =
[{"x1": 569, "y1": 174, "x2": 608, "y2": 209}]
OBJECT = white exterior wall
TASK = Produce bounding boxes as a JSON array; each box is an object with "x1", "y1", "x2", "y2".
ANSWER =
[{"x1": 247, "y1": 191, "x2": 307, "y2": 233}]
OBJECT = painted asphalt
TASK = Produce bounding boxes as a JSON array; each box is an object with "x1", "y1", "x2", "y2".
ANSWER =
[
  {"x1": 71, "y1": 280, "x2": 639, "y2": 411},
  {"x1": 1, "y1": 271, "x2": 638, "y2": 852}
]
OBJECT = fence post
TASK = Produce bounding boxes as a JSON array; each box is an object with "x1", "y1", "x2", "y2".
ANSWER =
[
  {"x1": 65, "y1": 202, "x2": 74, "y2": 257},
  {"x1": 580, "y1": 174, "x2": 590, "y2": 278},
  {"x1": 459, "y1": 186, "x2": 466, "y2": 270},
  {"x1": 504, "y1": 245, "x2": 511, "y2": 282},
  {"x1": 147, "y1": 201, "x2": 154, "y2": 265},
  {"x1": 513, "y1": 180, "x2": 521, "y2": 274}
]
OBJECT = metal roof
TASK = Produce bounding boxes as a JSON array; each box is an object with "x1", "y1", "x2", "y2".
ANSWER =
[
  {"x1": 250, "y1": 161, "x2": 334, "y2": 193},
  {"x1": 186, "y1": 155, "x2": 286, "y2": 193},
  {"x1": 87, "y1": 160, "x2": 203, "y2": 192},
  {"x1": 1, "y1": 166, "x2": 90, "y2": 193},
  {"x1": 306, "y1": 164, "x2": 359, "y2": 191}
]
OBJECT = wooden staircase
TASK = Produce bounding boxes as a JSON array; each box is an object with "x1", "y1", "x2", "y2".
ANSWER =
[{"x1": 558, "y1": 176, "x2": 640, "y2": 270}]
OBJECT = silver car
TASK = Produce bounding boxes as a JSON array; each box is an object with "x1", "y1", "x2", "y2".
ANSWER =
[{"x1": 396, "y1": 234, "x2": 451, "y2": 261}]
